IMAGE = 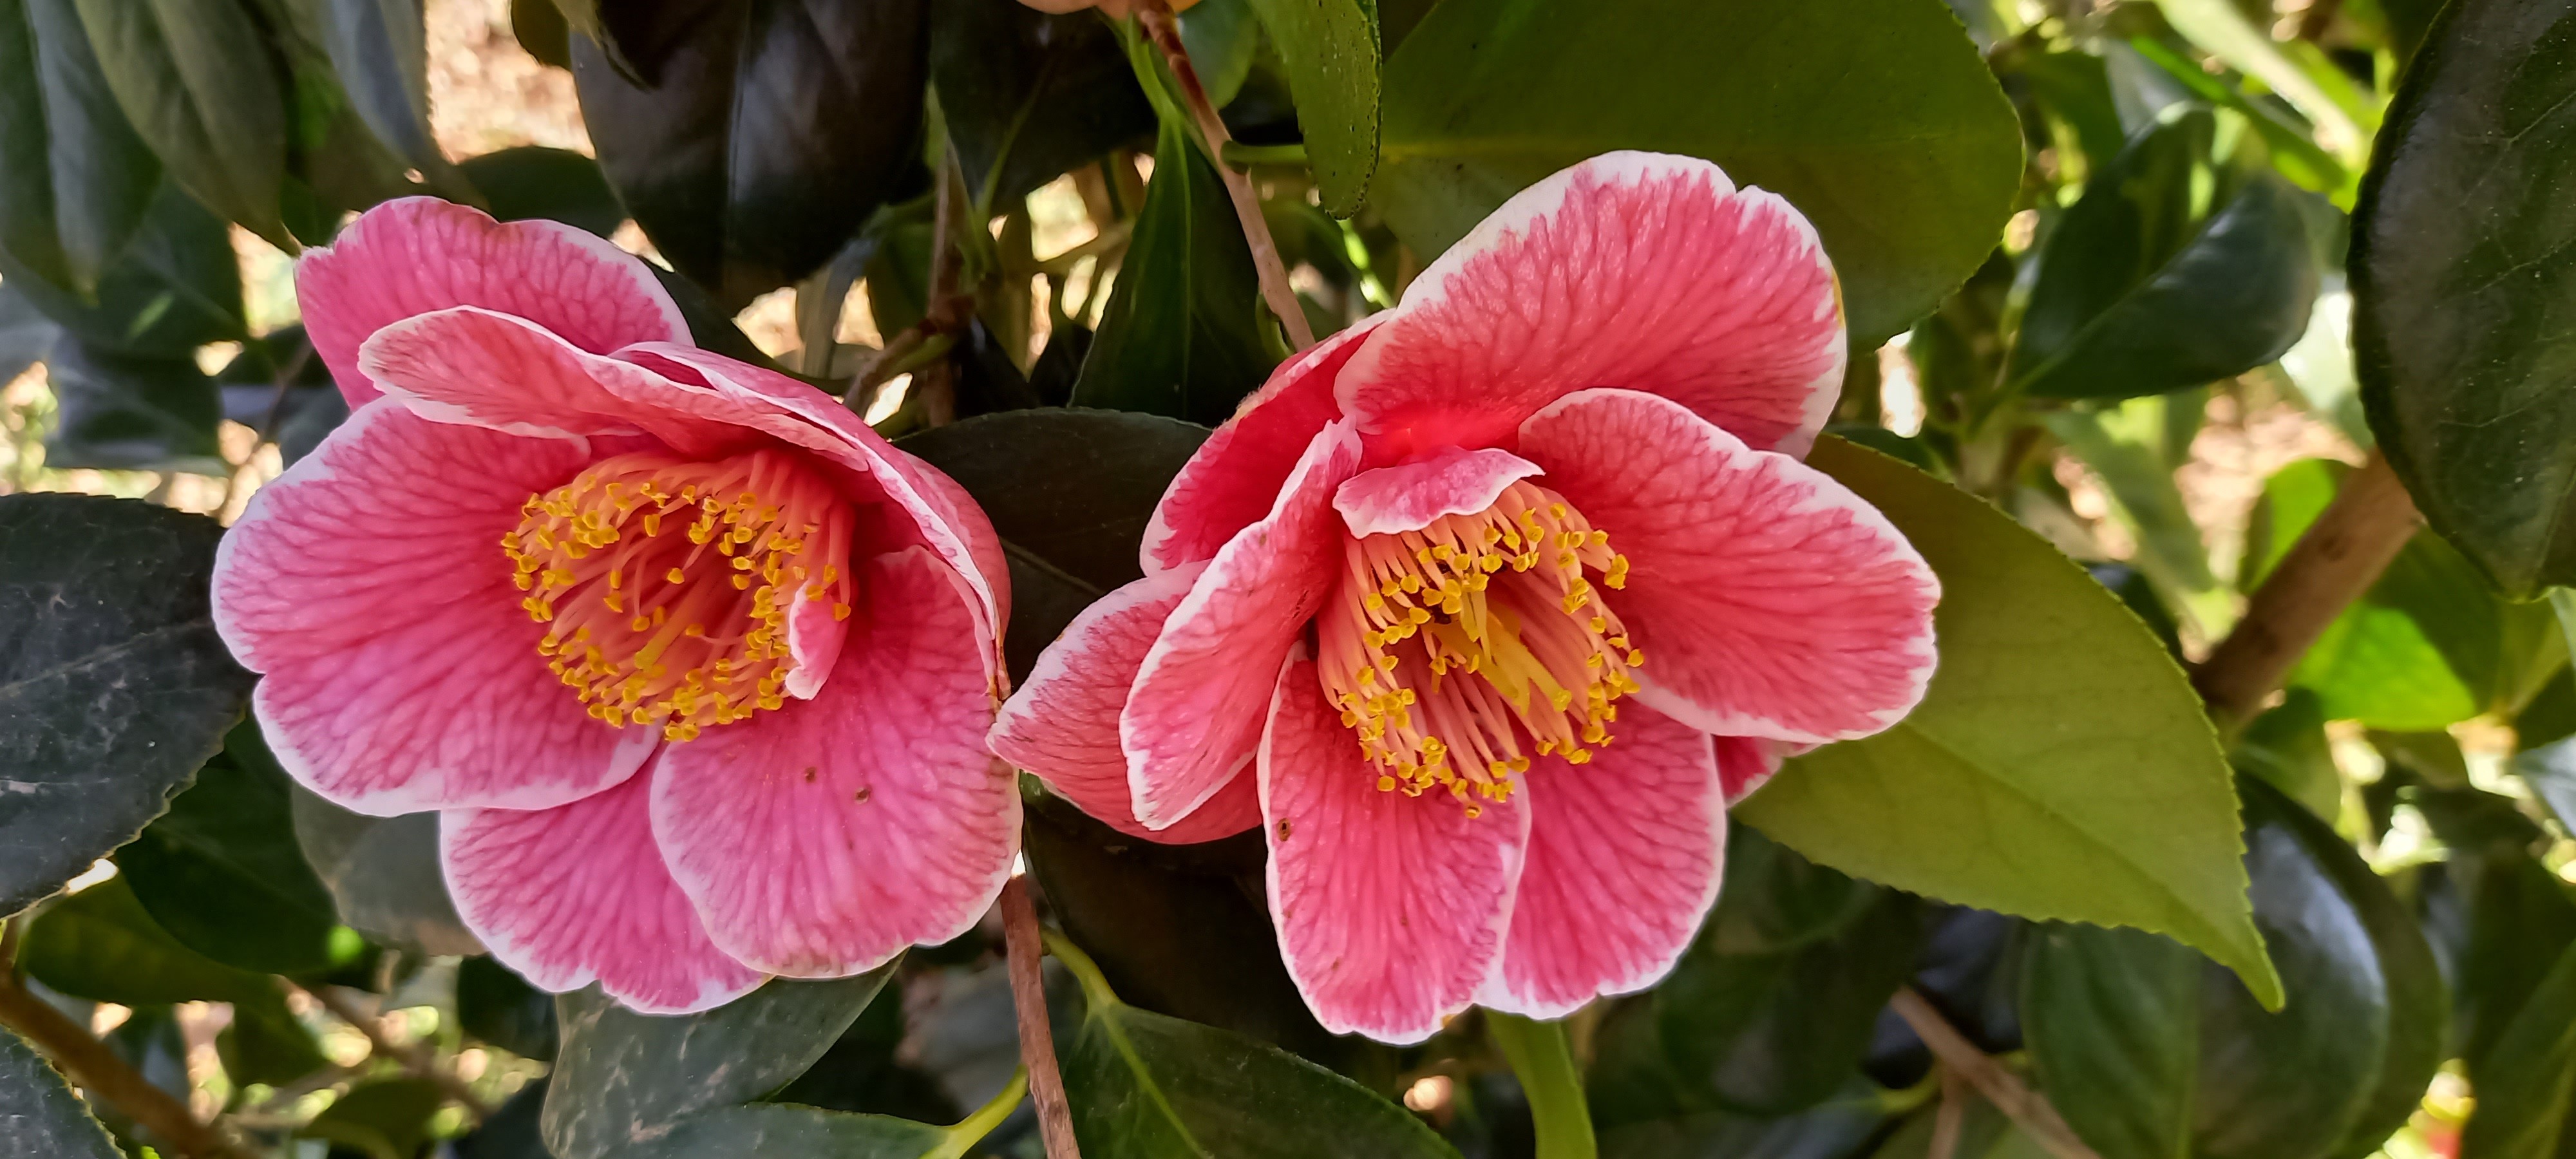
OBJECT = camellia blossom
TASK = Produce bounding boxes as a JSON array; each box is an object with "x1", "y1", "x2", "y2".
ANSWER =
[
  {"x1": 213, "y1": 199, "x2": 1018, "y2": 1014},
  {"x1": 990, "y1": 152, "x2": 1940, "y2": 1042}
]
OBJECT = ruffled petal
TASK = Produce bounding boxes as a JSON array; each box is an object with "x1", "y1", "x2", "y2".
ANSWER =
[
  {"x1": 652, "y1": 547, "x2": 1016, "y2": 977},
  {"x1": 1481, "y1": 701, "x2": 1723, "y2": 1019},
  {"x1": 297, "y1": 197, "x2": 686, "y2": 408},
  {"x1": 213, "y1": 402, "x2": 657, "y2": 814},
  {"x1": 443, "y1": 771, "x2": 763, "y2": 1015},
  {"x1": 1332, "y1": 445, "x2": 1542, "y2": 538},
  {"x1": 1517, "y1": 389, "x2": 1938, "y2": 744},
  {"x1": 1123, "y1": 422, "x2": 1363, "y2": 829},
  {"x1": 988, "y1": 565, "x2": 1258, "y2": 843},
  {"x1": 1338, "y1": 153, "x2": 1844, "y2": 459},
  {"x1": 358, "y1": 306, "x2": 749, "y2": 452},
  {"x1": 1262, "y1": 651, "x2": 1526, "y2": 1044},
  {"x1": 1141, "y1": 316, "x2": 1382, "y2": 573}
]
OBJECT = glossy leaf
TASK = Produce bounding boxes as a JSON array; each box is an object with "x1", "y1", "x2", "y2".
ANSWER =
[
  {"x1": 931, "y1": 0, "x2": 1153, "y2": 211},
  {"x1": 41, "y1": 338, "x2": 223, "y2": 474},
  {"x1": 1049, "y1": 938, "x2": 1457, "y2": 1158},
  {"x1": 115, "y1": 719, "x2": 339, "y2": 974},
  {"x1": 70, "y1": 0, "x2": 293, "y2": 248},
  {"x1": 21, "y1": 876, "x2": 272, "y2": 1004},
  {"x1": 0, "y1": 1024, "x2": 120, "y2": 1159},
  {"x1": 0, "y1": 0, "x2": 159, "y2": 295},
  {"x1": 2351, "y1": 0, "x2": 2576, "y2": 598},
  {"x1": 897, "y1": 408, "x2": 1209, "y2": 678},
  {"x1": 542, "y1": 970, "x2": 898, "y2": 1159},
  {"x1": 1069, "y1": 115, "x2": 1276, "y2": 425},
  {"x1": 1656, "y1": 890, "x2": 1924, "y2": 1117},
  {"x1": 289, "y1": 790, "x2": 481, "y2": 956},
  {"x1": 1240, "y1": 0, "x2": 1377, "y2": 215},
  {"x1": 311, "y1": 0, "x2": 460, "y2": 193},
  {"x1": 459, "y1": 145, "x2": 625, "y2": 237},
  {"x1": 1738, "y1": 436, "x2": 2278, "y2": 1006},
  {"x1": 1599, "y1": 1079, "x2": 1892, "y2": 1159},
  {"x1": 571, "y1": 0, "x2": 929, "y2": 307},
  {"x1": 1374, "y1": 0, "x2": 2021, "y2": 344},
  {"x1": 2007, "y1": 112, "x2": 2320, "y2": 400},
  {"x1": 2459, "y1": 939, "x2": 2576, "y2": 1159},
  {"x1": 0, "y1": 495, "x2": 249, "y2": 916}
]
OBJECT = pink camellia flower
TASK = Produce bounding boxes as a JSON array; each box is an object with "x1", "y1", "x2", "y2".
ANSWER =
[
  {"x1": 990, "y1": 153, "x2": 1940, "y2": 1042},
  {"x1": 213, "y1": 199, "x2": 1018, "y2": 1014}
]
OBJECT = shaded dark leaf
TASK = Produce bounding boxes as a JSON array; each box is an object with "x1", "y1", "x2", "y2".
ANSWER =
[
  {"x1": 21, "y1": 876, "x2": 272, "y2": 1004},
  {"x1": 117, "y1": 718, "x2": 341, "y2": 974},
  {"x1": 41, "y1": 338, "x2": 223, "y2": 473},
  {"x1": 460, "y1": 145, "x2": 625, "y2": 237},
  {"x1": 458, "y1": 954, "x2": 560, "y2": 1062},
  {"x1": 0, "y1": 1023, "x2": 120, "y2": 1159},
  {"x1": 931, "y1": 0, "x2": 1153, "y2": 210},
  {"x1": 289, "y1": 790, "x2": 482, "y2": 956},
  {"x1": 0, "y1": 0, "x2": 159, "y2": 295},
  {"x1": 304, "y1": 1077, "x2": 446, "y2": 1159},
  {"x1": 0, "y1": 181, "x2": 244, "y2": 358},
  {"x1": 70, "y1": 0, "x2": 294, "y2": 247}
]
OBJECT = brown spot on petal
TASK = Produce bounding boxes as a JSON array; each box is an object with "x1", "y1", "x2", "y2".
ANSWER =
[
  {"x1": 854, "y1": 786, "x2": 871, "y2": 802},
  {"x1": 802, "y1": 766, "x2": 818, "y2": 783},
  {"x1": 1275, "y1": 819, "x2": 1293, "y2": 840}
]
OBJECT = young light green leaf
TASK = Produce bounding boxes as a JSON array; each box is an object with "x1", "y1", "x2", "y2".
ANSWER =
[
  {"x1": 1375, "y1": 0, "x2": 2020, "y2": 345},
  {"x1": 1736, "y1": 436, "x2": 2280, "y2": 1007}
]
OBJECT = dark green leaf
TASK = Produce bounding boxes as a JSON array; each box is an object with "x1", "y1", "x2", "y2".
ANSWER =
[
  {"x1": 2008, "y1": 112, "x2": 2321, "y2": 400},
  {"x1": 459, "y1": 145, "x2": 625, "y2": 237},
  {"x1": 2233, "y1": 688, "x2": 2343, "y2": 823},
  {"x1": 1178, "y1": 0, "x2": 1258, "y2": 110},
  {"x1": 1736, "y1": 437, "x2": 2277, "y2": 1006},
  {"x1": 458, "y1": 954, "x2": 559, "y2": 1061},
  {"x1": 0, "y1": 281, "x2": 57, "y2": 384},
  {"x1": 1598, "y1": 1078, "x2": 1891, "y2": 1159},
  {"x1": 1374, "y1": 0, "x2": 2022, "y2": 344},
  {"x1": 2448, "y1": 834, "x2": 2576, "y2": 1074},
  {"x1": 70, "y1": 0, "x2": 294, "y2": 248},
  {"x1": 0, "y1": 0, "x2": 159, "y2": 294},
  {"x1": 1070, "y1": 115, "x2": 1277, "y2": 424},
  {"x1": 0, "y1": 495, "x2": 249, "y2": 915},
  {"x1": 0, "y1": 1024, "x2": 120, "y2": 1159},
  {"x1": 0, "y1": 180, "x2": 245, "y2": 357},
  {"x1": 2460, "y1": 939, "x2": 2576, "y2": 1159},
  {"x1": 931, "y1": 0, "x2": 1153, "y2": 211},
  {"x1": 598, "y1": 1104, "x2": 951, "y2": 1159},
  {"x1": 41, "y1": 338, "x2": 223, "y2": 473},
  {"x1": 312, "y1": 0, "x2": 460, "y2": 191},
  {"x1": 542, "y1": 970, "x2": 898, "y2": 1159},
  {"x1": 1700, "y1": 824, "x2": 1879, "y2": 958},
  {"x1": 117, "y1": 719, "x2": 340, "y2": 974},
  {"x1": 289, "y1": 789, "x2": 481, "y2": 955},
  {"x1": 571, "y1": 0, "x2": 928, "y2": 308},
  {"x1": 218, "y1": 983, "x2": 330, "y2": 1086},
  {"x1": 2023, "y1": 924, "x2": 2202, "y2": 1159},
  {"x1": 1655, "y1": 891, "x2": 1924, "y2": 1117},
  {"x1": 21, "y1": 876, "x2": 270, "y2": 1004},
  {"x1": 510, "y1": 0, "x2": 568, "y2": 68},
  {"x1": 455, "y1": 1077, "x2": 553, "y2": 1159},
  {"x1": 1051, "y1": 942, "x2": 1455, "y2": 1158},
  {"x1": 897, "y1": 408, "x2": 1209, "y2": 677},
  {"x1": 305, "y1": 1077, "x2": 446, "y2": 1159},
  {"x1": 2351, "y1": 0, "x2": 2576, "y2": 598},
  {"x1": 1240, "y1": 0, "x2": 1376, "y2": 216}
]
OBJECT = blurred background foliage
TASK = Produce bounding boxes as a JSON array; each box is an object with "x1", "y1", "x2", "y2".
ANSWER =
[{"x1": 2, "y1": 0, "x2": 2575, "y2": 1156}]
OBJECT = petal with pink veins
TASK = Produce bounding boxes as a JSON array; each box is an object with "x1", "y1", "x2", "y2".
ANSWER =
[
  {"x1": 214, "y1": 402, "x2": 658, "y2": 815},
  {"x1": 1716, "y1": 736, "x2": 1796, "y2": 804},
  {"x1": 1338, "y1": 152, "x2": 1844, "y2": 460},
  {"x1": 359, "y1": 307, "x2": 748, "y2": 451},
  {"x1": 990, "y1": 565, "x2": 1258, "y2": 843},
  {"x1": 652, "y1": 547, "x2": 1018, "y2": 978},
  {"x1": 1517, "y1": 388, "x2": 1938, "y2": 744},
  {"x1": 297, "y1": 198, "x2": 686, "y2": 408},
  {"x1": 1333, "y1": 444, "x2": 1542, "y2": 538},
  {"x1": 444, "y1": 771, "x2": 764, "y2": 1015},
  {"x1": 1142, "y1": 316, "x2": 1383, "y2": 573},
  {"x1": 1481, "y1": 701, "x2": 1723, "y2": 1019},
  {"x1": 1124, "y1": 422, "x2": 1363, "y2": 829},
  {"x1": 1263, "y1": 652, "x2": 1526, "y2": 1044}
]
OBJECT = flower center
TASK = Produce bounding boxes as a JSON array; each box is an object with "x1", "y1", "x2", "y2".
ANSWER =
[
  {"x1": 1316, "y1": 480, "x2": 1642, "y2": 816},
  {"x1": 502, "y1": 448, "x2": 853, "y2": 742}
]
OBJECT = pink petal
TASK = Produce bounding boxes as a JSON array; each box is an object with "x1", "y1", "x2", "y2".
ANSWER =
[
  {"x1": 214, "y1": 402, "x2": 658, "y2": 814},
  {"x1": 1481, "y1": 701, "x2": 1723, "y2": 1019},
  {"x1": 297, "y1": 197, "x2": 687, "y2": 408},
  {"x1": 625, "y1": 345, "x2": 1007, "y2": 668},
  {"x1": 1141, "y1": 316, "x2": 1383, "y2": 573},
  {"x1": 1716, "y1": 736, "x2": 1794, "y2": 804},
  {"x1": 1123, "y1": 422, "x2": 1364, "y2": 829},
  {"x1": 1262, "y1": 652, "x2": 1526, "y2": 1044},
  {"x1": 988, "y1": 565, "x2": 1259, "y2": 843},
  {"x1": 1332, "y1": 444, "x2": 1542, "y2": 538},
  {"x1": 1338, "y1": 152, "x2": 1844, "y2": 460},
  {"x1": 359, "y1": 307, "x2": 746, "y2": 451},
  {"x1": 443, "y1": 771, "x2": 764, "y2": 1015},
  {"x1": 1517, "y1": 388, "x2": 1938, "y2": 744},
  {"x1": 651, "y1": 547, "x2": 1017, "y2": 977}
]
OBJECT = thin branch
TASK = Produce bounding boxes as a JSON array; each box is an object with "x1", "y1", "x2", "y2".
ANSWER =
[
  {"x1": 1133, "y1": 0, "x2": 1317, "y2": 352},
  {"x1": 999, "y1": 875, "x2": 1082, "y2": 1159},
  {"x1": 1928, "y1": 1069, "x2": 1968, "y2": 1159},
  {"x1": 0, "y1": 979, "x2": 256, "y2": 1159},
  {"x1": 2192, "y1": 451, "x2": 2420, "y2": 728},
  {"x1": 292, "y1": 983, "x2": 493, "y2": 1120},
  {"x1": 1891, "y1": 988, "x2": 2101, "y2": 1159}
]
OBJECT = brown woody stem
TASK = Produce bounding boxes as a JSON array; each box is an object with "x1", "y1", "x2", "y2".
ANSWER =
[
  {"x1": 1891, "y1": 988, "x2": 2101, "y2": 1159},
  {"x1": 1134, "y1": 0, "x2": 1317, "y2": 352},
  {"x1": 1000, "y1": 874, "x2": 1083, "y2": 1158},
  {"x1": 0, "y1": 977, "x2": 256, "y2": 1159},
  {"x1": 295, "y1": 983, "x2": 493, "y2": 1120},
  {"x1": 2192, "y1": 451, "x2": 2420, "y2": 728}
]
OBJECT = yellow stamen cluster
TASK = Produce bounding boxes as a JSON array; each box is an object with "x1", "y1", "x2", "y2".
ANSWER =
[
  {"x1": 1317, "y1": 480, "x2": 1641, "y2": 816},
  {"x1": 501, "y1": 448, "x2": 854, "y2": 741}
]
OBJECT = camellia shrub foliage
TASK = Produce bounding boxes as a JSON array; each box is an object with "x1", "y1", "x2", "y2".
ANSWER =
[{"x1": 5, "y1": 0, "x2": 2576, "y2": 1156}]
